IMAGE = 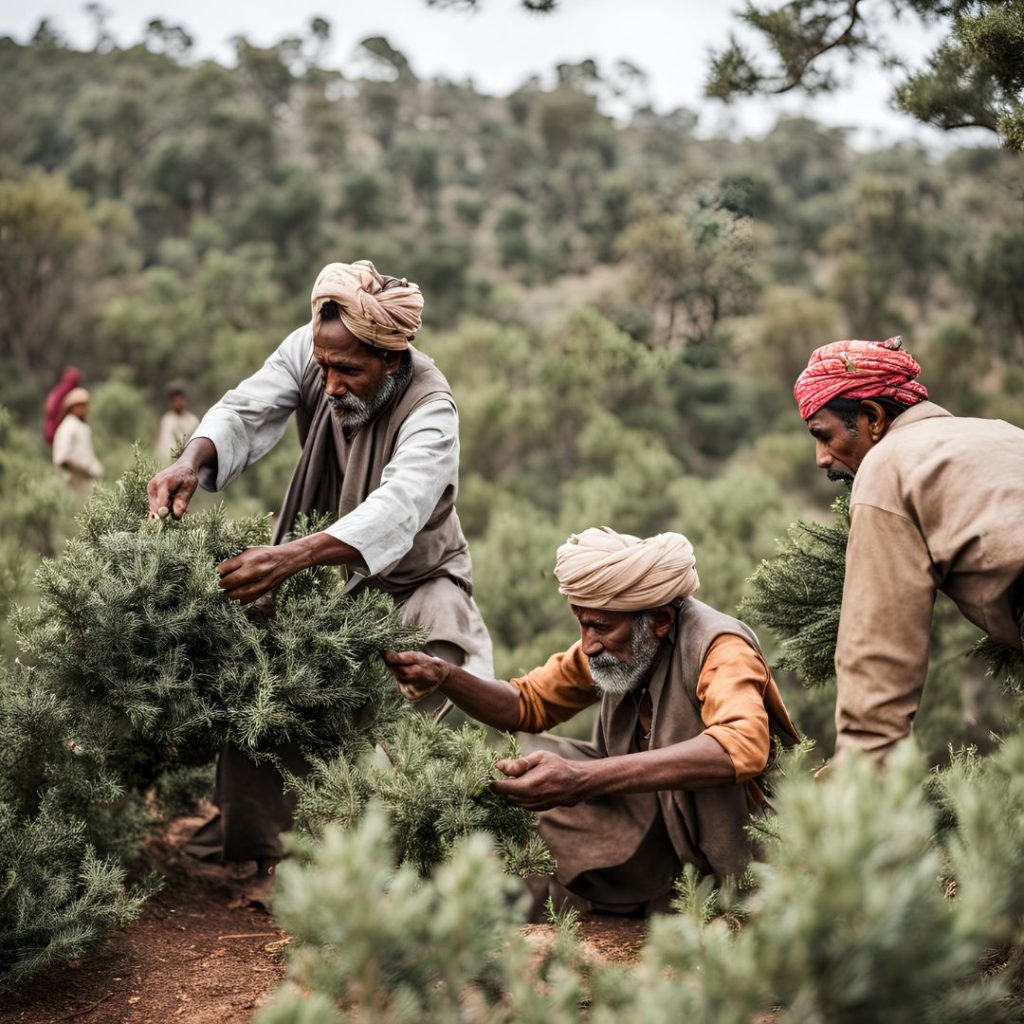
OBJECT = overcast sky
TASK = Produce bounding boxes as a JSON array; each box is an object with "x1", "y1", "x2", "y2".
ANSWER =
[{"x1": 1, "y1": 0, "x2": 988, "y2": 149}]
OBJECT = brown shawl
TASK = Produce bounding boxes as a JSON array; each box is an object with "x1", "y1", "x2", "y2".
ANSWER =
[{"x1": 271, "y1": 346, "x2": 472, "y2": 596}]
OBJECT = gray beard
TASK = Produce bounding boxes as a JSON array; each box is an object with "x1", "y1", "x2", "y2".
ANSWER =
[
  {"x1": 327, "y1": 360, "x2": 409, "y2": 429},
  {"x1": 587, "y1": 615, "x2": 661, "y2": 695}
]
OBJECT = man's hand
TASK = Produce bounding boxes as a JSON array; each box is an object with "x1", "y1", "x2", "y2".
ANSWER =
[
  {"x1": 217, "y1": 545, "x2": 306, "y2": 605},
  {"x1": 147, "y1": 461, "x2": 199, "y2": 519},
  {"x1": 490, "y1": 750, "x2": 589, "y2": 812},
  {"x1": 382, "y1": 650, "x2": 452, "y2": 702},
  {"x1": 147, "y1": 438, "x2": 216, "y2": 519}
]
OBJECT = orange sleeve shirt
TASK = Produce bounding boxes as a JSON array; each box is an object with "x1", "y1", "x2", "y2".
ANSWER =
[{"x1": 509, "y1": 634, "x2": 786, "y2": 782}]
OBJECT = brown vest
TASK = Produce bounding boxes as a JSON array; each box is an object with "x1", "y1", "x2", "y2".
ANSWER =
[
  {"x1": 529, "y1": 598, "x2": 799, "y2": 902},
  {"x1": 271, "y1": 347, "x2": 473, "y2": 601}
]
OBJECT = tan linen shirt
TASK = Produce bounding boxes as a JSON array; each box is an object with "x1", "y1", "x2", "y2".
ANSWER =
[
  {"x1": 835, "y1": 401, "x2": 1024, "y2": 761},
  {"x1": 510, "y1": 634, "x2": 788, "y2": 781},
  {"x1": 155, "y1": 409, "x2": 199, "y2": 462},
  {"x1": 51, "y1": 413, "x2": 103, "y2": 501}
]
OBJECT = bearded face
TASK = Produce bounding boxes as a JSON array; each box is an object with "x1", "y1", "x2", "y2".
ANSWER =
[
  {"x1": 586, "y1": 613, "x2": 661, "y2": 695},
  {"x1": 326, "y1": 369, "x2": 403, "y2": 430}
]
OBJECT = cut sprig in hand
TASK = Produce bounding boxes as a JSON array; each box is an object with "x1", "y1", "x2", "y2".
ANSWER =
[{"x1": 490, "y1": 749, "x2": 588, "y2": 812}]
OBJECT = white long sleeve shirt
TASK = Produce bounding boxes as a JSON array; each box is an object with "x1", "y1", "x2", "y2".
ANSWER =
[{"x1": 192, "y1": 325, "x2": 460, "y2": 577}]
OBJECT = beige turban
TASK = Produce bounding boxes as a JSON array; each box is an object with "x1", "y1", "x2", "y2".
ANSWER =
[
  {"x1": 554, "y1": 526, "x2": 699, "y2": 611},
  {"x1": 60, "y1": 387, "x2": 90, "y2": 413},
  {"x1": 311, "y1": 260, "x2": 423, "y2": 351}
]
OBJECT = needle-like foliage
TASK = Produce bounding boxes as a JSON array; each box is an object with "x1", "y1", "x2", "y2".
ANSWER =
[{"x1": 290, "y1": 714, "x2": 555, "y2": 878}]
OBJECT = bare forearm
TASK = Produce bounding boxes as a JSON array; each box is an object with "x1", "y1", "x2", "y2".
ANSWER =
[
  {"x1": 180, "y1": 436, "x2": 217, "y2": 474},
  {"x1": 288, "y1": 531, "x2": 363, "y2": 570},
  {"x1": 439, "y1": 668, "x2": 523, "y2": 733},
  {"x1": 576, "y1": 735, "x2": 735, "y2": 799}
]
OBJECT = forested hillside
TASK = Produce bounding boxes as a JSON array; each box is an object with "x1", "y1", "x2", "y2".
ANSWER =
[{"x1": 2, "y1": 16, "x2": 1023, "y2": 761}]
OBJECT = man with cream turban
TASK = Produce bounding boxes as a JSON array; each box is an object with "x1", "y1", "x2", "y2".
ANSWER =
[
  {"x1": 795, "y1": 336, "x2": 1024, "y2": 764},
  {"x1": 385, "y1": 526, "x2": 799, "y2": 918},
  {"x1": 52, "y1": 386, "x2": 103, "y2": 501},
  {"x1": 147, "y1": 260, "x2": 493, "y2": 901}
]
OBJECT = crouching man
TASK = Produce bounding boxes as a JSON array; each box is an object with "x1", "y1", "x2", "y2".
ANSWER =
[{"x1": 384, "y1": 526, "x2": 799, "y2": 918}]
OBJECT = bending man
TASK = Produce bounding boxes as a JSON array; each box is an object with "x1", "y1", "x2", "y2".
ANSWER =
[
  {"x1": 147, "y1": 260, "x2": 493, "y2": 898},
  {"x1": 794, "y1": 336, "x2": 1024, "y2": 762},
  {"x1": 386, "y1": 527, "x2": 798, "y2": 918}
]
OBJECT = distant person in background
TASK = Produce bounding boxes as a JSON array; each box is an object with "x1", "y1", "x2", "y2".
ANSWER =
[
  {"x1": 52, "y1": 387, "x2": 103, "y2": 501},
  {"x1": 43, "y1": 367, "x2": 82, "y2": 446},
  {"x1": 155, "y1": 384, "x2": 200, "y2": 462}
]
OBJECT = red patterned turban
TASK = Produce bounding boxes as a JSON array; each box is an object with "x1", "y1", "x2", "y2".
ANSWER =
[{"x1": 793, "y1": 336, "x2": 928, "y2": 421}]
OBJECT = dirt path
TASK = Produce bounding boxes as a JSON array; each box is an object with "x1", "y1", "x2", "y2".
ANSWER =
[
  {"x1": 1, "y1": 817, "x2": 288, "y2": 1024},
  {"x1": 2, "y1": 818, "x2": 647, "y2": 1024}
]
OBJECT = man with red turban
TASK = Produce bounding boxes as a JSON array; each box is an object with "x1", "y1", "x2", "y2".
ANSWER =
[
  {"x1": 43, "y1": 367, "x2": 82, "y2": 446},
  {"x1": 385, "y1": 526, "x2": 798, "y2": 918},
  {"x1": 795, "y1": 336, "x2": 1024, "y2": 763},
  {"x1": 146, "y1": 260, "x2": 493, "y2": 904}
]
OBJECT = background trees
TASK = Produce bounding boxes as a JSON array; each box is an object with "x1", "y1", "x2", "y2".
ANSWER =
[{"x1": 1, "y1": 14, "x2": 1020, "y2": 748}]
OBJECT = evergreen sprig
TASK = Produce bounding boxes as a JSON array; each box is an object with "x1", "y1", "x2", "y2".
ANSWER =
[
  {"x1": 291, "y1": 715, "x2": 555, "y2": 878},
  {"x1": 740, "y1": 494, "x2": 849, "y2": 687}
]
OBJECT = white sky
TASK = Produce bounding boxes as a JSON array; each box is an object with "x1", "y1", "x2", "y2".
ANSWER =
[{"x1": 1, "y1": 0, "x2": 993, "y2": 149}]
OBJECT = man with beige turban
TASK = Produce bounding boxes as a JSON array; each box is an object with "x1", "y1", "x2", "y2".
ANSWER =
[
  {"x1": 385, "y1": 527, "x2": 799, "y2": 918},
  {"x1": 52, "y1": 386, "x2": 103, "y2": 501},
  {"x1": 147, "y1": 260, "x2": 493, "y2": 902}
]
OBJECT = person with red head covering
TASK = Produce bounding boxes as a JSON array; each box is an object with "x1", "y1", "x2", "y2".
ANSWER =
[
  {"x1": 795, "y1": 336, "x2": 1024, "y2": 764},
  {"x1": 43, "y1": 367, "x2": 82, "y2": 445}
]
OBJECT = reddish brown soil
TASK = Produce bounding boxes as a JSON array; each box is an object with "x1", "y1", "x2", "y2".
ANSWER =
[
  {"x1": 1, "y1": 818, "x2": 646, "y2": 1024},
  {"x1": 0, "y1": 816, "x2": 288, "y2": 1024}
]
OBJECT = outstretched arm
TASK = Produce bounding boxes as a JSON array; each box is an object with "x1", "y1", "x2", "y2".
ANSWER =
[
  {"x1": 146, "y1": 325, "x2": 309, "y2": 518},
  {"x1": 382, "y1": 650, "x2": 523, "y2": 732}
]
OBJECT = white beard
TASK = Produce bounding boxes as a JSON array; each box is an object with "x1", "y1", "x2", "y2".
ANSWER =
[{"x1": 587, "y1": 615, "x2": 661, "y2": 695}]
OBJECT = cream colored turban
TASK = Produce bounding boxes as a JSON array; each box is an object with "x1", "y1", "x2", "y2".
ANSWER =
[
  {"x1": 554, "y1": 526, "x2": 699, "y2": 611},
  {"x1": 311, "y1": 260, "x2": 424, "y2": 351},
  {"x1": 60, "y1": 387, "x2": 91, "y2": 413}
]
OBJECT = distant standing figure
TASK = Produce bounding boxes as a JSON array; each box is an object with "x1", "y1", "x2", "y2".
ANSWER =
[
  {"x1": 43, "y1": 367, "x2": 82, "y2": 446},
  {"x1": 155, "y1": 385, "x2": 200, "y2": 462},
  {"x1": 52, "y1": 387, "x2": 103, "y2": 501}
]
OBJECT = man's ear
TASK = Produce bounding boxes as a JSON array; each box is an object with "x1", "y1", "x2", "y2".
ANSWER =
[
  {"x1": 649, "y1": 604, "x2": 676, "y2": 641},
  {"x1": 859, "y1": 400, "x2": 891, "y2": 444}
]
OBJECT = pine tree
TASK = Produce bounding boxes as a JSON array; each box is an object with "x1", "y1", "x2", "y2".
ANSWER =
[
  {"x1": 256, "y1": 809, "x2": 585, "y2": 1024},
  {"x1": 15, "y1": 452, "x2": 422, "y2": 780},
  {"x1": 1, "y1": 452, "x2": 426, "y2": 989},
  {"x1": 740, "y1": 494, "x2": 849, "y2": 687},
  {"x1": 260, "y1": 736, "x2": 1024, "y2": 1022},
  {"x1": 290, "y1": 714, "x2": 555, "y2": 878},
  {"x1": 0, "y1": 662, "x2": 147, "y2": 991}
]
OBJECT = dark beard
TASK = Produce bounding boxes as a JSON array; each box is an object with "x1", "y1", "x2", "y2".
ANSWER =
[{"x1": 827, "y1": 469, "x2": 854, "y2": 488}]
